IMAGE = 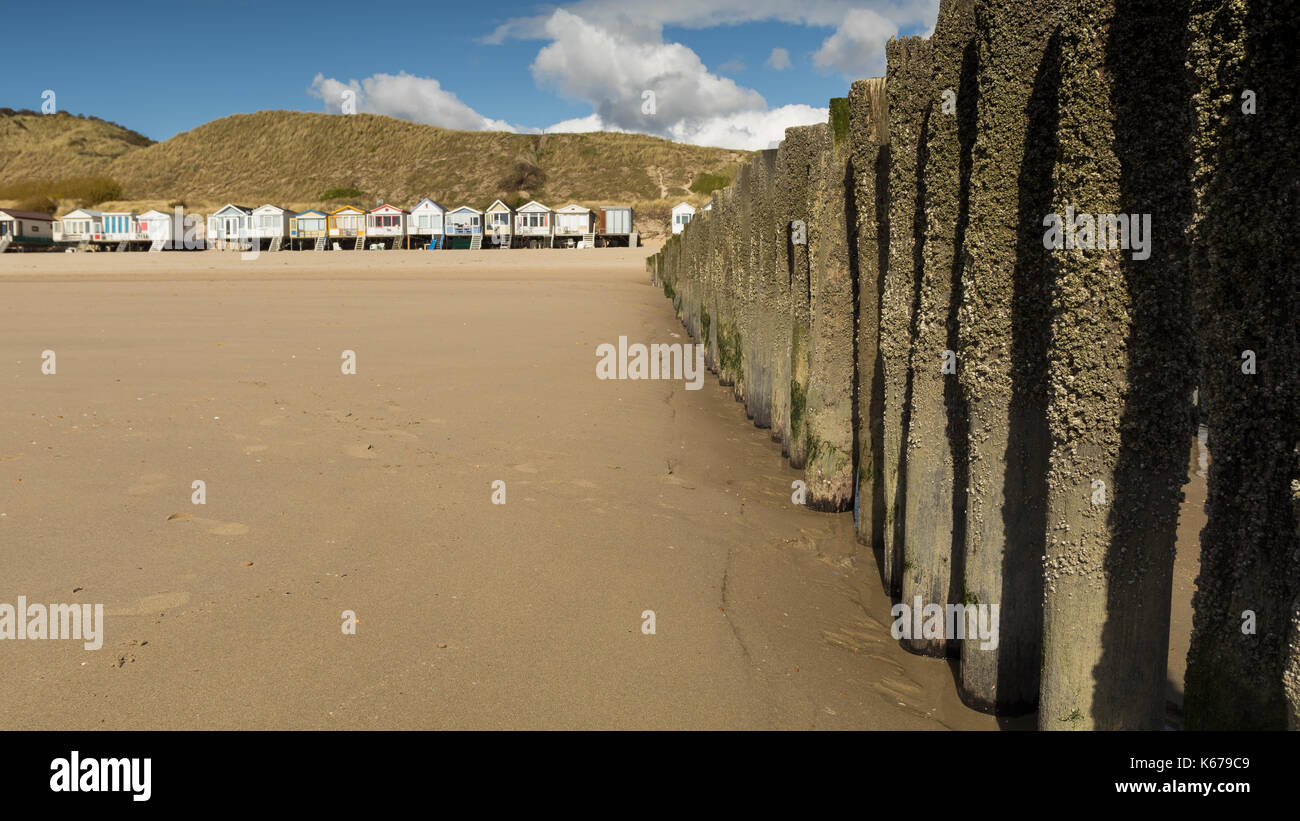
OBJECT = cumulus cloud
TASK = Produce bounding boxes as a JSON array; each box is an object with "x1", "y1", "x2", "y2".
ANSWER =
[
  {"x1": 545, "y1": 114, "x2": 621, "y2": 134},
  {"x1": 546, "y1": 104, "x2": 826, "y2": 151},
  {"x1": 765, "y1": 47, "x2": 792, "y2": 71},
  {"x1": 668, "y1": 104, "x2": 829, "y2": 150},
  {"x1": 308, "y1": 72, "x2": 524, "y2": 132},
  {"x1": 485, "y1": 0, "x2": 936, "y2": 44},
  {"x1": 812, "y1": 8, "x2": 897, "y2": 77},
  {"x1": 532, "y1": 10, "x2": 763, "y2": 128},
  {"x1": 525, "y1": 9, "x2": 830, "y2": 148}
]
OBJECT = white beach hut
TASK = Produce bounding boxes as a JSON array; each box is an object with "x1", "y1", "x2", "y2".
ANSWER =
[
  {"x1": 445, "y1": 206, "x2": 483, "y2": 249},
  {"x1": 366, "y1": 203, "x2": 408, "y2": 249},
  {"x1": 671, "y1": 202, "x2": 696, "y2": 234},
  {"x1": 484, "y1": 199, "x2": 515, "y2": 248},
  {"x1": 99, "y1": 211, "x2": 140, "y2": 245},
  {"x1": 54, "y1": 208, "x2": 102, "y2": 245},
  {"x1": 207, "y1": 204, "x2": 253, "y2": 247},
  {"x1": 0, "y1": 209, "x2": 55, "y2": 251},
  {"x1": 249, "y1": 205, "x2": 293, "y2": 250},
  {"x1": 136, "y1": 208, "x2": 189, "y2": 250},
  {"x1": 554, "y1": 204, "x2": 596, "y2": 246},
  {"x1": 408, "y1": 198, "x2": 447, "y2": 249},
  {"x1": 513, "y1": 200, "x2": 553, "y2": 248}
]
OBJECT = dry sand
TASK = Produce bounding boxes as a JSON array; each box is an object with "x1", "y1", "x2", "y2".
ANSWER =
[{"x1": 0, "y1": 246, "x2": 1195, "y2": 729}]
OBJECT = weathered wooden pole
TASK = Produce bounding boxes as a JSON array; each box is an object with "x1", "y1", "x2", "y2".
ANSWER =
[
  {"x1": 881, "y1": 36, "x2": 934, "y2": 598},
  {"x1": 1039, "y1": 0, "x2": 1195, "y2": 730},
  {"x1": 1183, "y1": 0, "x2": 1300, "y2": 730},
  {"x1": 783, "y1": 125, "x2": 820, "y2": 471},
  {"x1": 715, "y1": 186, "x2": 740, "y2": 390},
  {"x1": 703, "y1": 192, "x2": 721, "y2": 374},
  {"x1": 900, "y1": 0, "x2": 975, "y2": 656},
  {"x1": 849, "y1": 77, "x2": 889, "y2": 545},
  {"x1": 736, "y1": 162, "x2": 757, "y2": 415},
  {"x1": 805, "y1": 110, "x2": 855, "y2": 512},
  {"x1": 753, "y1": 150, "x2": 779, "y2": 431},
  {"x1": 955, "y1": 0, "x2": 1065, "y2": 713},
  {"x1": 770, "y1": 135, "x2": 802, "y2": 458}
]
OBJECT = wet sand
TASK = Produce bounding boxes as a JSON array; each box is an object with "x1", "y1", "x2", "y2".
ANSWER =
[{"x1": 0, "y1": 247, "x2": 1196, "y2": 729}]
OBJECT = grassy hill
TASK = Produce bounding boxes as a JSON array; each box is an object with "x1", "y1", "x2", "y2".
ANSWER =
[
  {"x1": 0, "y1": 109, "x2": 747, "y2": 235},
  {"x1": 0, "y1": 109, "x2": 153, "y2": 180}
]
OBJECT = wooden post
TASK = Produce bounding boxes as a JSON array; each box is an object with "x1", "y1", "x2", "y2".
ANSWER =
[
  {"x1": 1183, "y1": 0, "x2": 1300, "y2": 730},
  {"x1": 956, "y1": 0, "x2": 1066, "y2": 714},
  {"x1": 805, "y1": 113, "x2": 854, "y2": 512},
  {"x1": 1038, "y1": 0, "x2": 1195, "y2": 730},
  {"x1": 881, "y1": 36, "x2": 934, "y2": 599},
  {"x1": 899, "y1": 0, "x2": 976, "y2": 657},
  {"x1": 849, "y1": 77, "x2": 888, "y2": 547}
]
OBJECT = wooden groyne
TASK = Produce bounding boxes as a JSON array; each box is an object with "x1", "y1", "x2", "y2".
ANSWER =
[{"x1": 648, "y1": 0, "x2": 1299, "y2": 730}]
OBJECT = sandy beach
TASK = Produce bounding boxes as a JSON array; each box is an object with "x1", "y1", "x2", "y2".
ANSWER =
[
  {"x1": 0, "y1": 246, "x2": 1013, "y2": 730},
  {"x1": 0, "y1": 247, "x2": 1202, "y2": 729}
]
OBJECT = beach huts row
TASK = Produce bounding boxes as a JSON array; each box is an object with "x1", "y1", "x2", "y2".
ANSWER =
[{"x1": 1, "y1": 199, "x2": 647, "y2": 252}]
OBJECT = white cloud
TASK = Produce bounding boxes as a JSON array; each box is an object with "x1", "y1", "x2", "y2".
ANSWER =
[
  {"x1": 765, "y1": 47, "x2": 792, "y2": 71},
  {"x1": 669, "y1": 104, "x2": 829, "y2": 150},
  {"x1": 309, "y1": 2, "x2": 938, "y2": 148},
  {"x1": 547, "y1": 105, "x2": 827, "y2": 151},
  {"x1": 308, "y1": 72, "x2": 526, "y2": 132},
  {"x1": 812, "y1": 8, "x2": 897, "y2": 78},
  {"x1": 531, "y1": 9, "x2": 764, "y2": 133},
  {"x1": 485, "y1": 0, "x2": 937, "y2": 43},
  {"x1": 545, "y1": 114, "x2": 620, "y2": 133}
]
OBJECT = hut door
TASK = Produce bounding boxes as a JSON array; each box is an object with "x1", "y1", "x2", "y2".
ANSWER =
[{"x1": 224, "y1": 217, "x2": 237, "y2": 237}]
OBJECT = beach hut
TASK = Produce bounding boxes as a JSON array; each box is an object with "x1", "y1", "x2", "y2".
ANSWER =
[
  {"x1": 0, "y1": 209, "x2": 55, "y2": 251},
  {"x1": 136, "y1": 208, "x2": 188, "y2": 250},
  {"x1": 408, "y1": 198, "x2": 447, "y2": 249},
  {"x1": 249, "y1": 205, "x2": 293, "y2": 251},
  {"x1": 513, "y1": 200, "x2": 553, "y2": 248},
  {"x1": 366, "y1": 203, "x2": 408, "y2": 249},
  {"x1": 99, "y1": 211, "x2": 140, "y2": 247},
  {"x1": 553, "y1": 204, "x2": 596, "y2": 247},
  {"x1": 671, "y1": 202, "x2": 696, "y2": 234},
  {"x1": 53, "y1": 208, "x2": 101, "y2": 245},
  {"x1": 445, "y1": 206, "x2": 482, "y2": 249},
  {"x1": 207, "y1": 204, "x2": 253, "y2": 247},
  {"x1": 290, "y1": 209, "x2": 329, "y2": 250},
  {"x1": 327, "y1": 205, "x2": 367, "y2": 249},
  {"x1": 598, "y1": 206, "x2": 635, "y2": 247},
  {"x1": 484, "y1": 199, "x2": 515, "y2": 248}
]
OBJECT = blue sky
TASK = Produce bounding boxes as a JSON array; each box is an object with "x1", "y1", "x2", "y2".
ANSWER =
[{"x1": 2, "y1": 0, "x2": 937, "y2": 149}]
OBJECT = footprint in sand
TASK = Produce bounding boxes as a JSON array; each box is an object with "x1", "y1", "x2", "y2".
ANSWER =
[
  {"x1": 106, "y1": 590, "x2": 191, "y2": 617},
  {"x1": 345, "y1": 443, "x2": 378, "y2": 459},
  {"x1": 512, "y1": 463, "x2": 539, "y2": 474},
  {"x1": 166, "y1": 512, "x2": 250, "y2": 536},
  {"x1": 127, "y1": 472, "x2": 171, "y2": 496}
]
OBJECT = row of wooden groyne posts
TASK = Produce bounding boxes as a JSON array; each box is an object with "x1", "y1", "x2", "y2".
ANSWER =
[
  {"x1": 0, "y1": 198, "x2": 641, "y2": 253},
  {"x1": 648, "y1": 0, "x2": 1298, "y2": 730}
]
